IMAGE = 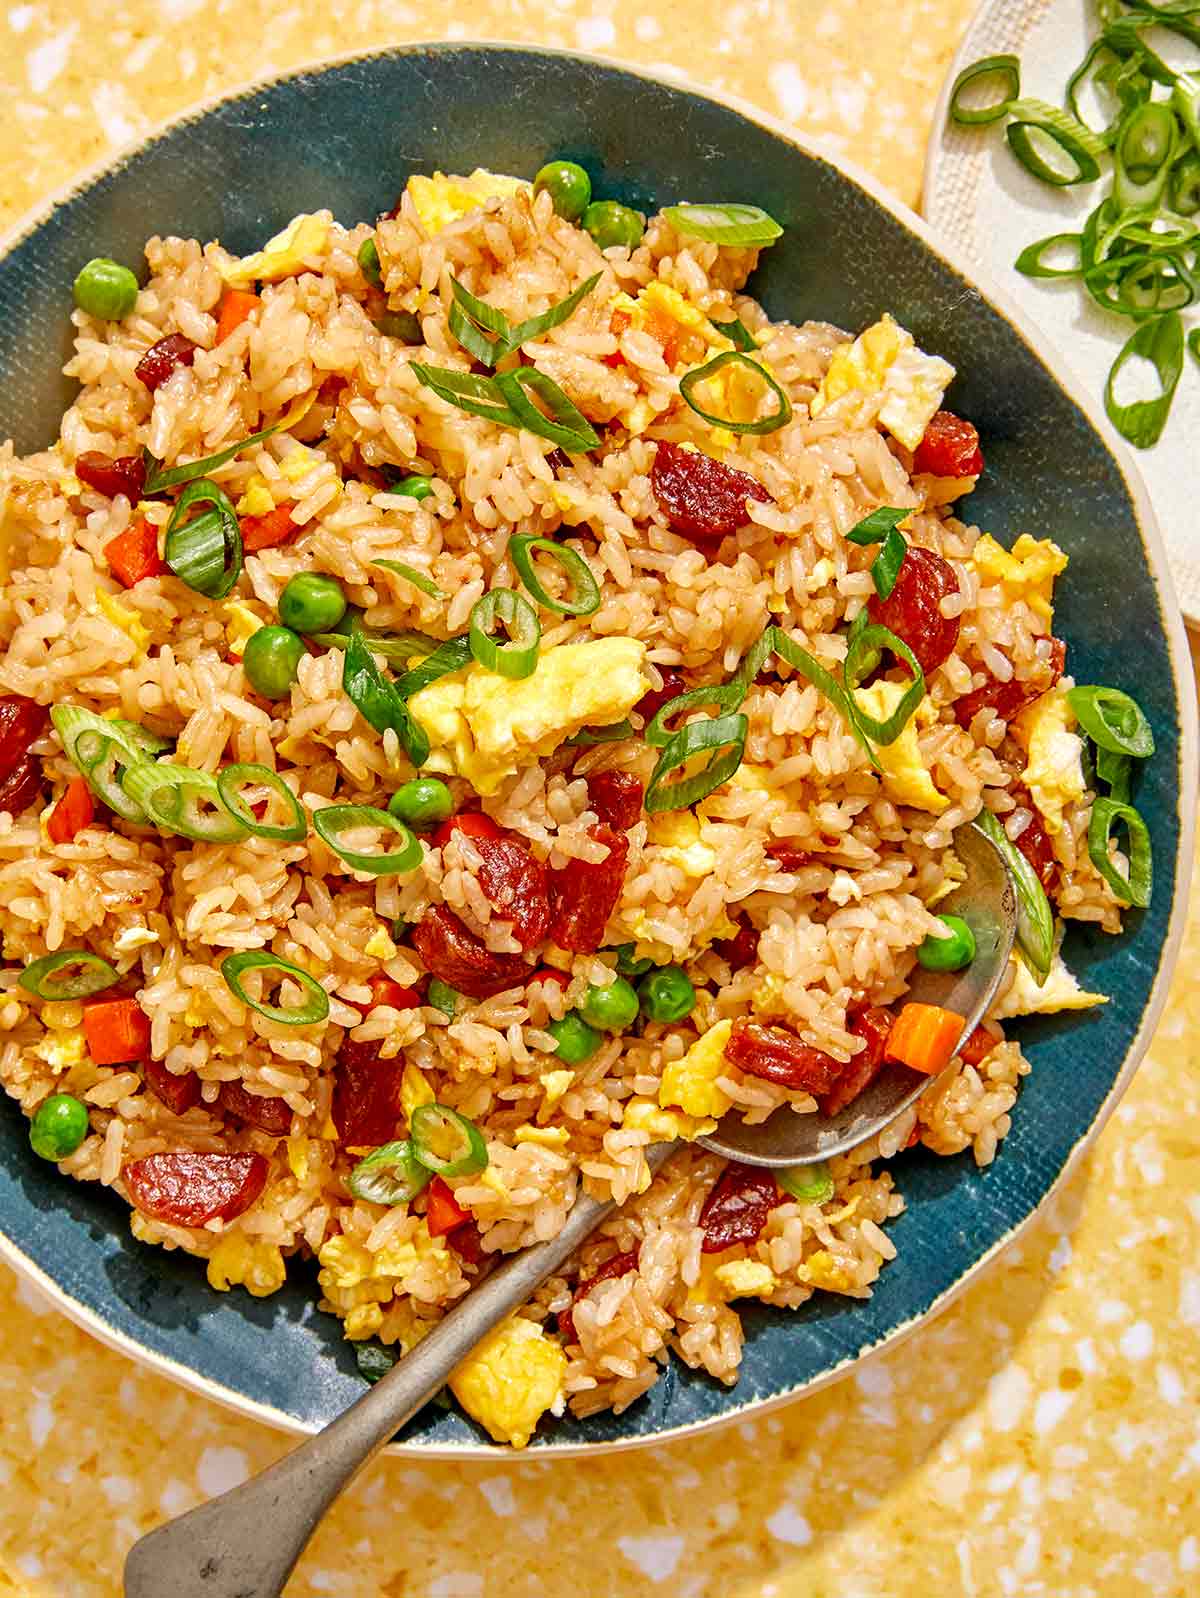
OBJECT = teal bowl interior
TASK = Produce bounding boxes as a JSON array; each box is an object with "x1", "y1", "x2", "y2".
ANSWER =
[{"x1": 0, "y1": 44, "x2": 1191, "y2": 1452}]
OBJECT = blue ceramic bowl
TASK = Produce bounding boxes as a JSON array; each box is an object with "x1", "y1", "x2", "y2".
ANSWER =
[{"x1": 0, "y1": 45, "x2": 1194, "y2": 1455}]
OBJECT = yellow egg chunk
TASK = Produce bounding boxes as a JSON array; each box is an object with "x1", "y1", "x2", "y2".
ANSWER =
[
  {"x1": 222, "y1": 599, "x2": 266, "y2": 657},
  {"x1": 219, "y1": 213, "x2": 330, "y2": 289},
  {"x1": 449, "y1": 1315, "x2": 567, "y2": 1448},
  {"x1": 407, "y1": 170, "x2": 528, "y2": 235},
  {"x1": 514, "y1": 1124, "x2": 570, "y2": 1148},
  {"x1": 400, "y1": 1062, "x2": 435, "y2": 1123},
  {"x1": 647, "y1": 812, "x2": 718, "y2": 877},
  {"x1": 1014, "y1": 688, "x2": 1085, "y2": 837},
  {"x1": 624, "y1": 1096, "x2": 717, "y2": 1141},
  {"x1": 659, "y1": 1018, "x2": 734, "y2": 1120},
  {"x1": 854, "y1": 681, "x2": 948, "y2": 814},
  {"x1": 810, "y1": 314, "x2": 954, "y2": 450},
  {"x1": 410, "y1": 637, "x2": 650, "y2": 796},
  {"x1": 714, "y1": 1259, "x2": 777, "y2": 1298},
  {"x1": 95, "y1": 590, "x2": 150, "y2": 653},
  {"x1": 970, "y1": 533, "x2": 1068, "y2": 624},
  {"x1": 991, "y1": 951, "x2": 1108, "y2": 1019},
  {"x1": 235, "y1": 476, "x2": 276, "y2": 517},
  {"x1": 207, "y1": 1234, "x2": 287, "y2": 1299},
  {"x1": 33, "y1": 1028, "x2": 86, "y2": 1073},
  {"x1": 539, "y1": 1069, "x2": 575, "y2": 1108}
]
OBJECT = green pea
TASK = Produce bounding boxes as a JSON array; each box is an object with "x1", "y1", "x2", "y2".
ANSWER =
[
  {"x1": 915, "y1": 913, "x2": 976, "y2": 972},
  {"x1": 582, "y1": 201, "x2": 645, "y2": 253},
  {"x1": 426, "y1": 978, "x2": 461, "y2": 1017},
  {"x1": 278, "y1": 572, "x2": 348, "y2": 635},
  {"x1": 73, "y1": 257, "x2": 139, "y2": 321},
  {"x1": 388, "y1": 778, "x2": 453, "y2": 829},
  {"x1": 393, "y1": 475, "x2": 433, "y2": 501},
  {"x1": 638, "y1": 965, "x2": 696, "y2": 1023},
  {"x1": 579, "y1": 976, "x2": 640, "y2": 1032},
  {"x1": 357, "y1": 236, "x2": 383, "y2": 286},
  {"x1": 533, "y1": 160, "x2": 593, "y2": 222},
  {"x1": 612, "y1": 943, "x2": 653, "y2": 978},
  {"x1": 29, "y1": 1094, "x2": 89, "y2": 1161},
  {"x1": 546, "y1": 1011, "x2": 603, "y2": 1065},
  {"x1": 242, "y1": 625, "x2": 305, "y2": 699}
]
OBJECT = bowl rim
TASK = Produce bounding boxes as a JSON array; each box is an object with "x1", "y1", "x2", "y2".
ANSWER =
[{"x1": 0, "y1": 39, "x2": 1194, "y2": 1460}]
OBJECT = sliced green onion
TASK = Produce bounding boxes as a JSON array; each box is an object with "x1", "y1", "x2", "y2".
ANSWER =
[
  {"x1": 1015, "y1": 232, "x2": 1085, "y2": 278},
  {"x1": 644, "y1": 712, "x2": 748, "y2": 813},
  {"x1": 390, "y1": 634, "x2": 474, "y2": 699},
  {"x1": 870, "y1": 526, "x2": 907, "y2": 601},
  {"x1": 948, "y1": 53, "x2": 1021, "y2": 125},
  {"x1": 143, "y1": 409, "x2": 301, "y2": 496},
  {"x1": 313, "y1": 803, "x2": 422, "y2": 876},
  {"x1": 348, "y1": 1140, "x2": 432, "y2": 1204},
  {"x1": 1066, "y1": 39, "x2": 1123, "y2": 136},
  {"x1": 448, "y1": 272, "x2": 601, "y2": 367},
  {"x1": 777, "y1": 1161, "x2": 834, "y2": 1203},
  {"x1": 741, "y1": 626, "x2": 880, "y2": 769},
  {"x1": 973, "y1": 808, "x2": 1055, "y2": 985},
  {"x1": 503, "y1": 272, "x2": 602, "y2": 351},
  {"x1": 121, "y1": 761, "x2": 250, "y2": 844},
  {"x1": 1170, "y1": 149, "x2": 1200, "y2": 213},
  {"x1": 1096, "y1": 744, "x2": 1134, "y2": 803},
  {"x1": 678, "y1": 350, "x2": 792, "y2": 435},
  {"x1": 661, "y1": 203, "x2": 783, "y2": 246},
  {"x1": 426, "y1": 978, "x2": 461, "y2": 1017},
  {"x1": 844, "y1": 506, "x2": 910, "y2": 545},
  {"x1": 1067, "y1": 684, "x2": 1155, "y2": 757},
  {"x1": 312, "y1": 612, "x2": 443, "y2": 666},
  {"x1": 844, "y1": 631, "x2": 926, "y2": 748},
  {"x1": 343, "y1": 631, "x2": 431, "y2": 767},
  {"x1": 1190, "y1": 326, "x2": 1200, "y2": 365},
  {"x1": 51, "y1": 705, "x2": 152, "y2": 822},
  {"x1": 710, "y1": 315, "x2": 758, "y2": 351},
  {"x1": 376, "y1": 310, "x2": 424, "y2": 344},
  {"x1": 1104, "y1": 311, "x2": 1184, "y2": 448},
  {"x1": 410, "y1": 1103, "x2": 489, "y2": 1177},
  {"x1": 221, "y1": 950, "x2": 331, "y2": 1025},
  {"x1": 468, "y1": 589, "x2": 541, "y2": 679},
  {"x1": 410, "y1": 363, "x2": 523, "y2": 426},
  {"x1": 108, "y1": 718, "x2": 173, "y2": 757},
  {"x1": 163, "y1": 478, "x2": 242, "y2": 599},
  {"x1": 18, "y1": 950, "x2": 120, "y2": 1001},
  {"x1": 1114, "y1": 102, "x2": 1179, "y2": 210},
  {"x1": 494, "y1": 366, "x2": 601, "y2": 452},
  {"x1": 644, "y1": 683, "x2": 746, "y2": 748},
  {"x1": 509, "y1": 534, "x2": 601, "y2": 616},
  {"x1": 356, "y1": 1343, "x2": 398, "y2": 1383},
  {"x1": 1005, "y1": 99, "x2": 1107, "y2": 185},
  {"x1": 215, "y1": 763, "x2": 308, "y2": 842},
  {"x1": 565, "y1": 719, "x2": 634, "y2": 746},
  {"x1": 1088, "y1": 796, "x2": 1153, "y2": 906},
  {"x1": 371, "y1": 558, "x2": 446, "y2": 601}
]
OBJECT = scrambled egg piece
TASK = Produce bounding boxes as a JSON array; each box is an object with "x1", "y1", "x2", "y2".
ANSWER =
[
  {"x1": 318, "y1": 1236, "x2": 377, "y2": 1290},
  {"x1": 363, "y1": 925, "x2": 397, "y2": 960},
  {"x1": 991, "y1": 949, "x2": 1107, "y2": 1019},
  {"x1": 648, "y1": 812, "x2": 717, "y2": 877},
  {"x1": 95, "y1": 590, "x2": 150, "y2": 653},
  {"x1": 624, "y1": 1096, "x2": 716, "y2": 1141},
  {"x1": 408, "y1": 170, "x2": 528, "y2": 235},
  {"x1": 410, "y1": 637, "x2": 650, "y2": 796},
  {"x1": 219, "y1": 213, "x2": 330, "y2": 289},
  {"x1": 235, "y1": 477, "x2": 276, "y2": 517},
  {"x1": 207, "y1": 1234, "x2": 287, "y2": 1298},
  {"x1": 539, "y1": 1069, "x2": 574, "y2": 1108},
  {"x1": 970, "y1": 533, "x2": 1068, "y2": 624},
  {"x1": 659, "y1": 1018, "x2": 733, "y2": 1121},
  {"x1": 854, "y1": 681, "x2": 948, "y2": 813},
  {"x1": 514, "y1": 1124, "x2": 570, "y2": 1148},
  {"x1": 1014, "y1": 688, "x2": 1085, "y2": 837},
  {"x1": 810, "y1": 314, "x2": 954, "y2": 451},
  {"x1": 401, "y1": 1062, "x2": 435, "y2": 1123},
  {"x1": 450, "y1": 1315, "x2": 567, "y2": 1448},
  {"x1": 624, "y1": 283, "x2": 728, "y2": 348},
  {"x1": 374, "y1": 1222, "x2": 448, "y2": 1284},
  {"x1": 714, "y1": 1259, "x2": 777, "y2": 1298},
  {"x1": 34, "y1": 1028, "x2": 86, "y2": 1073},
  {"x1": 222, "y1": 599, "x2": 266, "y2": 656},
  {"x1": 286, "y1": 1135, "x2": 312, "y2": 1182},
  {"x1": 799, "y1": 1249, "x2": 856, "y2": 1293},
  {"x1": 113, "y1": 925, "x2": 159, "y2": 953}
]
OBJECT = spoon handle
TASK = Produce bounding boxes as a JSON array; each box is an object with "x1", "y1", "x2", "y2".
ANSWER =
[{"x1": 124, "y1": 1155, "x2": 664, "y2": 1598}]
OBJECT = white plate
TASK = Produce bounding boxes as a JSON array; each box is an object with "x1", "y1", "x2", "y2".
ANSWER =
[{"x1": 924, "y1": 0, "x2": 1200, "y2": 625}]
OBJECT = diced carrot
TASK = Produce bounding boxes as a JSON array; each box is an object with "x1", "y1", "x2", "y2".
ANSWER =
[
  {"x1": 239, "y1": 505, "x2": 298, "y2": 552},
  {"x1": 364, "y1": 973, "x2": 421, "y2": 1013},
  {"x1": 528, "y1": 967, "x2": 569, "y2": 990},
  {"x1": 425, "y1": 1176, "x2": 470, "y2": 1238},
  {"x1": 104, "y1": 517, "x2": 164, "y2": 588},
  {"x1": 958, "y1": 1023, "x2": 1003, "y2": 1067},
  {"x1": 215, "y1": 289, "x2": 261, "y2": 345},
  {"x1": 83, "y1": 998, "x2": 151, "y2": 1065},
  {"x1": 642, "y1": 305, "x2": 680, "y2": 367},
  {"x1": 46, "y1": 775, "x2": 95, "y2": 844},
  {"x1": 886, "y1": 1002, "x2": 965, "y2": 1078}
]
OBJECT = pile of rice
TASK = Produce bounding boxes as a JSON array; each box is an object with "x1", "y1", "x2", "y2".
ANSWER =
[{"x1": 0, "y1": 173, "x2": 1122, "y2": 1446}]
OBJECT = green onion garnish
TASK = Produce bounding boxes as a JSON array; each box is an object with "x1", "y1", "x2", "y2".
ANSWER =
[
  {"x1": 390, "y1": 634, "x2": 474, "y2": 699},
  {"x1": 844, "y1": 506, "x2": 910, "y2": 545},
  {"x1": 509, "y1": 534, "x2": 601, "y2": 616},
  {"x1": 356, "y1": 1343, "x2": 398, "y2": 1383},
  {"x1": 143, "y1": 408, "x2": 301, "y2": 496},
  {"x1": 710, "y1": 315, "x2": 758, "y2": 351},
  {"x1": 644, "y1": 712, "x2": 749, "y2": 813},
  {"x1": 564, "y1": 719, "x2": 635, "y2": 747},
  {"x1": 1015, "y1": 232, "x2": 1086, "y2": 279},
  {"x1": 51, "y1": 706, "x2": 152, "y2": 823},
  {"x1": 870, "y1": 526, "x2": 907, "y2": 601},
  {"x1": 163, "y1": 477, "x2": 243, "y2": 600},
  {"x1": 1004, "y1": 99, "x2": 1107, "y2": 185},
  {"x1": 409, "y1": 1103, "x2": 489, "y2": 1177},
  {"x1": 448, "y1": 272, "x2": 601, "y2": 367},
  {"x1": 215, "y1": 763, "x2": 308, "y2": 842},
  {"x1": 844, "y1": 613, "x2": 926, "y2": 747},
  {"x1": 1067, "y1": 684, "x2": 1155, "y2": 759},
  {"x1": 777, "y1": 1161, "x2": 835, "y2": 1203},
  {"x1": 371, "y1": 559, "x2": 447, "y2": 600},
  {"x1": 678, "y1": 350, "x2": 792, "y2": 435},
  {"x1": 644, "y1": 683, "x2": 745, "y2": 748},
  {"x1": 411, "y1": 362, "x2": 599, "y2": 452},
  {"x1": 18, "y1": 950, "x2": 120, "y2": 1001},
  {"x1": 348, "y1": 1140, "x2": 432, "y2": 1205},
  {"x1": 1088, "y1": 796, "x2": 1153, "y2": 907},
  {"x1": 1096, "y1": 744, "x2": 1134, "y2": 804},
  {"x1": 426, "y1": 978, "x2": 461, "y2": 1017},
  {"x1": 342, "y1": 632, "x2": 431, "y2": 768},
  {"x1": 1104, "y1": 311, "x2": 1184, "y2": 448},
  {"x1": 313, "y1": 803, "x2": 422, "y2": 876},
  {"x1": 468, "y1": 589, "x2": 541, "y2": 679},
  {"x1": 376, "y1": 309, "x2": 424, "y2": 344},
  {"x1": 221, "y1": 949, "x2": 330, "y2": 1025},
  {"x1": 973, "y1": 808, "x2": 1055, "y2": 985},
  {"x1": 121, "y1": 761, "x2": 250, "y2": 844},
  {"x1": 948, "y1": 53, "x2": 1021, "y2": 125},
  {"x1": 661, "y1": 203, "x2": 783, "y2": 247}
]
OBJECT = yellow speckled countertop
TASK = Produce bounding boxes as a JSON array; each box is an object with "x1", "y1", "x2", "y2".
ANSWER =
[{"x1": 2, "y1": 3, "x2": 1199, "y2": 1595}]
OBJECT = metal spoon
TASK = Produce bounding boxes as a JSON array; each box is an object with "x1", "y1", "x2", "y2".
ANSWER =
[{"x1": 124, "y1": 821, "x2": 1014, "y2": 1598}]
